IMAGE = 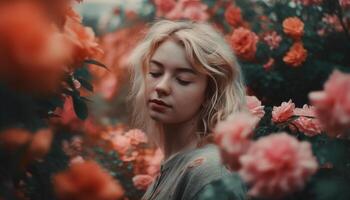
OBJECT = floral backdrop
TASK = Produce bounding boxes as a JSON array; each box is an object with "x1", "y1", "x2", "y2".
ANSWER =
[{"x1": 0, "y1": 0, "x2": 350, "y2": 200}]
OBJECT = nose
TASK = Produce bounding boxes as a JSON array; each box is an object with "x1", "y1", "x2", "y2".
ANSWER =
[{"x1": 155, "y1": 74, "x2": 171, "y2": 97}]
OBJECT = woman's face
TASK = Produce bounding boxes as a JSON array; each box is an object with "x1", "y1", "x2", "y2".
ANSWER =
[{"x1": 145, "y1": 39, "x2": 208, "y2": 124}]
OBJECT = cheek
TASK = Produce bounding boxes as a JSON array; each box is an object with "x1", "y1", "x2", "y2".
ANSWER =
[{"x1": 173, "y1": 82, "x2": 207, "y2": 114}]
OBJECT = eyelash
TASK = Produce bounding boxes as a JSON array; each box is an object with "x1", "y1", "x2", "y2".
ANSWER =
[{"x1": 148, "y1": 72, "x2": 191, "y2": 86}]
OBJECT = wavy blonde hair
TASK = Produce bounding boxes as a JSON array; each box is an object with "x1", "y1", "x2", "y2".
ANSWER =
[{"x1": 127, "y1": 20, "x2": 246, "y2": 147}]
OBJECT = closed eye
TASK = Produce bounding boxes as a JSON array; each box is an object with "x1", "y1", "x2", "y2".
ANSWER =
[
  {"x1": 177, "y1": 78, "x2": 191, "y2": 86},
  {"x1": 149, "y1": 72, "x2": 162, "y2": 78}
]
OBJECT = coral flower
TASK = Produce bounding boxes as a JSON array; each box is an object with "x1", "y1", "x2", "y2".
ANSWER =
[
  {"x1": 27, "y1": 129, "x2": 53, "y2": 160},
  {"x1": 225, "y1": 5, "x2": 243, "y2": 28},
  {"x1": 132, "y1": 174, "x2": 154, "y2": 190},
  {"x1": 0, "y1": 2, "x2": 72, "y2": 94},
  {"x1": 0, "y1": 128, "x2": 32, "y2": 151},
  {"x1": 63, "y1": 11, "x2": 103, "y2": 67},
  {"x1": 230, "y1": 27, "x2": 259, "y2": 61},
  {"x1": 239, "y1": 133, "x2": 318, "y2": 198},
  {"x1": 125, "y1": 129, "x2": 148, "y2": 146},
  {"x1": 283, "y1": 17, "x2": 304, "y2": 40},
  {"x1": 53, "y1": 161, "x2": 124, "y2": 200},
  {"x1": 165, "y1": 0, "x2": 209, "y2": 21},
  {"x1": 246, "y1": 96, "x2": 265, "y2": 120},
  {"x1": 154, "y1": 0, "x2": 176, "y2": 17},
  {"x1": 291, "y1": 105, "x2": 323, "y2": 137},
  {"x1": 272, "y1": 100, "x2": 295, "y2": 123},
  {"x1": 283, "y1": 42, "x2": 308, "y2": 67},
  {"x1": 309, "y1": 70, "x2": 350, "y2": 137},
  {"x1": 214, "y1": 112, "x2": 258, "y2": 170}
]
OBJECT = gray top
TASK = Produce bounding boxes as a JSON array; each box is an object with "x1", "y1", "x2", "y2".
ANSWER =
[{"x1": 141, "y1": 143, "x2": 247, "y2": 200}]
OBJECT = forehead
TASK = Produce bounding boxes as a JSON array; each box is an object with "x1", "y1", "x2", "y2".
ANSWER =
[{"x1": 151, "y1": 39, "x2": 192, "y2": 70}]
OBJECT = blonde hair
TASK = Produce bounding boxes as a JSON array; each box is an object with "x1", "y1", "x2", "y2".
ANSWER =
[{"x1": 127, "y1": 20, "x2": 246, "y2": 147}]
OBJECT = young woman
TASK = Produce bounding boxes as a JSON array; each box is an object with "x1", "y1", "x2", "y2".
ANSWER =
[{"x1": 128, "y1": 20, "x2": 247, "y2": 200}]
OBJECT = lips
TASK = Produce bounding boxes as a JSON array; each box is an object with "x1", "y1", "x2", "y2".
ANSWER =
[{"x1": 149, "y1": 99, "x2": 171, "y2": 107}]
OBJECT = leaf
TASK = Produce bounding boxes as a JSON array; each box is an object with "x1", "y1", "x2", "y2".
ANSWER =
[
  {"x1": 72, "y1": 95, "x2": 88, "y2": 120},
  {"x1": 76, "y1": 77, "x2": 94, "y2": 92},
  {"x1": 84, "y1": 59, "x2": 109, "y2": 70}
]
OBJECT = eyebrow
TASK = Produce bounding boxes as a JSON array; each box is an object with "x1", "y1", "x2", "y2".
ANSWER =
[{"x1": 150, "y1": 59, "x2": 197, "y2": 75}]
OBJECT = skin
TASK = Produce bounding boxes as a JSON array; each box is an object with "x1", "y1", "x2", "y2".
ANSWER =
[{"x1": 145, "y1": 38, "x2": 208, "y2": 160}]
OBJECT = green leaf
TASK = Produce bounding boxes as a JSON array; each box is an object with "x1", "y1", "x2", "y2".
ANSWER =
[
  {"x1": 76, "y1": 77, "x2": 94, "y2": 92},
  {"x1": 84, "y1": 59, "x2": 109, "y2": 70},
  {"x1": 72, "y1": 95, "x2": 88, "y2": 120}
]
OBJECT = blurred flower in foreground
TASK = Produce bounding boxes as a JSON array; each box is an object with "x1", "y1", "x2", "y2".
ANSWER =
[
  {"x1": 132, "y1": 174, "x2": 154, "y2": 190},
  {"x1": 53, "y1": 161, "x2": 124, "y2": 200},
  {"x1": 214, "y1": 112, "x2": 258, "y2": 170},
  {"x1": 230, "y1": 27, "x2": 258, "y2": 61},
  {"x1": 272, "y1": 99, "x2": 295, "y2": 123},
  {"x1": 283, "y1": 42, "x2": 308, "y2": 67},
  {"x1": 239, "y1": 133, "x2": 318, "y2": 198},
  {"x1": 0, "y1": 1, "x2": 72, "y2": 94},
  {"x1": 309, "y1": 70, "x2": 350, "y2": 138}
]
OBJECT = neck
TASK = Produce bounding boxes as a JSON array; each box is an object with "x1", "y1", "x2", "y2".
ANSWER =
[{"x1": 160, "y1": 116, "x2": 200, "y2": 161}]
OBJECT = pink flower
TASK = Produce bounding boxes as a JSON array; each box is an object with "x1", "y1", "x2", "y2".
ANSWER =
[
  {"x1": 214, "y1": 112, "x2": 258, "y2": 170},
  {"x1": 322, "y1": 14, "x2": 343, "y2": 32},
  {"x1": 263, "y1": 58, "x2": 275, "y2": 70},
  {"x1": 132, "y1": 174, "x2": 154, "y2": 190},
  {"x1": 339, "y1": 0, "x2": 350, "y2": 8},
  {"x1": 239, "y1": 133, "x2": 318, "y2": 198},
  {"x1": 124, "y1": 129, "x2": 148, "y2": 146},
  {"x1": 272, "y1": 100, "x2": 295, "y2": 123},
  {"x1": 111, "y1": 135, "x2": 131, "y2": 155},
  {"x1": 145, "y1": 148, "x2": 164, "y2": 176},
  {"x1": 263, "y1": 31, "x2": 282, "y2": 50},
  {"x1": 309, "y1": 70, "x2": 350, "y2": 137},
  {"x1": 154, "y1": 0, "x2": 176, "y2": 17},
  {"x1": 293, "y1": 0, "x2": 322, "y2": 6},
  {"x1": 246, "y1": 96, "x2": 265, "y2": 120},
  {"x1": 290, "y1": 105, "x2": 322, "y2": 136},
  {"x1": 166, "y1": 0, "x2": 209, "y2": 21}
]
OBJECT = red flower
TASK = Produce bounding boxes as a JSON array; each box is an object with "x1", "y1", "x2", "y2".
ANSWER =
[
  {"x1": 225, "y1": 5, "x2": 243, "y2": 28},
  {"x1": 230, "y1": 27, "x2": 258, "y2": 61}
]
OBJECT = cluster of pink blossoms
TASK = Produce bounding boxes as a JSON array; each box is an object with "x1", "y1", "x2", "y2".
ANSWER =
[{"x1": 154, "y1": 0, "x2": 209, "y2": 21}]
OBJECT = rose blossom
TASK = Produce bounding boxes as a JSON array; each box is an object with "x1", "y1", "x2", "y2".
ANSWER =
[
  {"x1": 239, "y1": 133, "x2": 318, "y2": 198},
  {"x1": 165, "y1": 0, "x2": 209, "y2": 21},
  {"x1": 124, "y1": 129, "x2": 148, "y2": 146},
  {"x1": 293, "y1": 0, "x2": 322, "y2": 6},
  {"x1": 263, "y1": 31, "x2": 282, "y2": 50},
  {"x1": 309, "y1": 70, "x2": 350, "y2": 137},
  {"x1": 283, "y1": 42, "x2": 308, "y2": 67},
  {"x1": 290, "y1": 105, "x2": 323, "y2": 137},
  {"x1": 339, "y1": 0, "x2": 350, "y2": 8},
  {"x1": 53, "y1": 161, "x2": 124, "y2": 200},
  {"x1": 154, "y1": 0, "x2": 176, "y2": 17},
  {"x1": 230, "y1": 27, "x2": 259, "y2": 61},
  {"x1": 214, "y1": 112, "x2": 258, "y2": 170},
  {"x1": 246, "y1": 96, "x2": 265, "y2": 120},
  {"x1": 132, "y1": 174, "x2": 154, "y2": 190},
  {"x1": 225, "y1": 4, "x2": 243, "y2": 28},
  {"x1": 283, "y1": 17, "x2": 304, "y2": 40},
  {"x1": 272, "y1": 100, "x2": 295, "y2": 123}
]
